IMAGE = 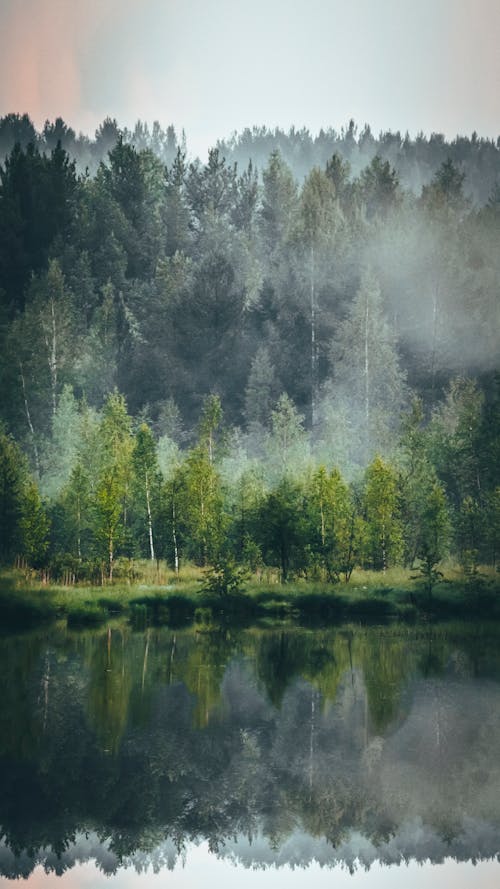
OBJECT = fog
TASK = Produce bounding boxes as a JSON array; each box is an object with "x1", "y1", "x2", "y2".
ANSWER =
[{"x1": 0, "y1": 114, "x2": 498, "y2": 577}]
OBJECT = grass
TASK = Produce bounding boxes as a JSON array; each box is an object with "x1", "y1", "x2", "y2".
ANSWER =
[{"x1": 1, "y1": 562, "x2": 499, "y2": 631}]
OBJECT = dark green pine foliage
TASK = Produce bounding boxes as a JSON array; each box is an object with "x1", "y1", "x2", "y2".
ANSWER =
[
  {"x1": 0, "y1": 427, "x2": 25, "y2": 563},
  {"x1": 0, "y1": 115, "x2": 498, "y2": 580},
  {"x1": 258, "y1": 477, "x2": 308, "y2": 582},
  {"x1": 0, "y1": 140, "x2": 77, "y2": 314}
]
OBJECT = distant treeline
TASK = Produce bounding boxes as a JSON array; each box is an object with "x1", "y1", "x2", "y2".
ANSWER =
[
  {"x1": 1, "y1": 112, "x2": 499, "y2": 201},
  {"x1": 0, "y1": 114, "x2": 499, "y2": 581}
]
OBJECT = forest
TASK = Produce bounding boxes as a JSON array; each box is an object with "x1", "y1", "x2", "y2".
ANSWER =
[{"x1": 0, "y1": 113, "x2": 499, "y2": 590}]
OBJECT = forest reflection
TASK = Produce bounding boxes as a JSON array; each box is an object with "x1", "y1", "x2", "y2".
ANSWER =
[{"x1": 1, "y1": 623, "x2": 500, "y2": 878}]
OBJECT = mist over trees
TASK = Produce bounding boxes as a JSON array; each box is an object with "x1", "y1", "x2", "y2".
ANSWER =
[{"x1": 0, "y1": 113, "x2": 499, "y2": 579}]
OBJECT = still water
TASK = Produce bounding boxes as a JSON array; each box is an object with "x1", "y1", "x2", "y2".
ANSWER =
[{"x1": 1, "y1": 621, "x2": 500, "y2": 886}]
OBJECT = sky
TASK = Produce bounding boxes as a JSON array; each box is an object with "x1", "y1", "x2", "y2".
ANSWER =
[{"x1": 0, "y1": 0, "x2": 499, "y2": 159}]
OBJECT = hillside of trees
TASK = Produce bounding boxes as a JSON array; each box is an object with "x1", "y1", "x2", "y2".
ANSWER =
[{"x1": 0, "y1": 114, "x2": 499, "y2": 582}]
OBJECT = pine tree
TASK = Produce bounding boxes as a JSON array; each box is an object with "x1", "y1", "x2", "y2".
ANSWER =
[
  {"x1": 258, "y1": 476, "x2": 307, "y2": 582},
  {"x1": 0, "y1": 427, "x2": 25, "y2": 563},
  {"x1": 244, "y1": 346, "x2": 277, "y2": 434},
  {"x1": 19, "y1": 479, "x2": 50, "y2": 568},
  {"x1": 260, "y1": 150, "x2": 298, "y2": 257},
  {"x1": 413, "y1": 480, "x2": 450, "y2": 596},
  {"x1": 163, "y1": 148, "x2": 191, "y2": 256}
]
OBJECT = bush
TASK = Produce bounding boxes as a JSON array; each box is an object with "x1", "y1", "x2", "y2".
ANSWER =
[
  {"x1": 67, "y1": 601, "x2": 107, "y2": 627},
  {"x1": 201, "y1": 556, "x2": 249, "y2": 597}
]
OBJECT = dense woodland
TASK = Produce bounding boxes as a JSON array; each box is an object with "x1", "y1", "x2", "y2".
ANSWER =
[{"x1": 0, "y1": 113, "x2": 499, "y2": 583}]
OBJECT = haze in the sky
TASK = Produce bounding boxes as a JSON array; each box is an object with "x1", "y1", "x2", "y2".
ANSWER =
[{"x1": 0, "y1": 0, "x2": 499, "y2": 158}]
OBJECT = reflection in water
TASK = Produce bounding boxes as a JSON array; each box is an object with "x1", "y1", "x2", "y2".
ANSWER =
[
  {"x1": 0, "y1": 623, "x2": 500, "y2": 881},
  {"x1": 3, "y1": 851, "x2": 500, "y2": 889},
  {"x1": 2, "y1": 849, "x2": 500, "y2": 889}
]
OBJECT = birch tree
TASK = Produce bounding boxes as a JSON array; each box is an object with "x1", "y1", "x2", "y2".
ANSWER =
[
  {"x1": 95, "y1": 392, "x2": 133, "y2": 580},
  {"x1": 132, "y1": 423, "x2": 160, "y2": 562},
  {"x1": 298, "y1": 167, "x2": 341, "y2": 430},
  {"x1": 323, "y1": 272, "x2": 406, "y2": 467},
  {"x1": 307, "y1": 466, "x2": 363, "y2": 582},
  {"x1": 363, "y1": 455, "x2": 402, "y2": 572},
  {"x1": 34, "y1": 259, "x2": 73, "y2": 419}
]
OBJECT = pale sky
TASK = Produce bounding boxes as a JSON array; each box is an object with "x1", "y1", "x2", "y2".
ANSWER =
[{"x1": 0, "y1": 0, "x2": 499, "y2": 159}]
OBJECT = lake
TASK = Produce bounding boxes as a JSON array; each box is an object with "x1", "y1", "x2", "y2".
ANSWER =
[{"x1": 1, "y1": 621, "x2": 500, "y2": 887}]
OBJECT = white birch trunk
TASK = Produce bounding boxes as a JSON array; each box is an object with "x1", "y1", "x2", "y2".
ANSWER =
[
  {"x1": 145, "y1": 471, "x2": 155, "y2": 562},
  {"x1": 172, "y1": 498, "x2": 179, "y2": 576},
  {"x1": 19, "y1": 361, "x2": 41, "y2": 476},
  {"x1": 310, "y1": 244, "x2": 316, "y2": 432}
]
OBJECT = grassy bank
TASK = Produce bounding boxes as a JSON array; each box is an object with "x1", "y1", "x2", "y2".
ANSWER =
[{"x1": 0, "y1": 564, "x2": 499, "y2": 631}]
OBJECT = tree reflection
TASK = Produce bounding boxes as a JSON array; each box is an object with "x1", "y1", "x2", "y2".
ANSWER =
[{"x1": 0, "y1": 623, "x2": 500, "y2": 876}]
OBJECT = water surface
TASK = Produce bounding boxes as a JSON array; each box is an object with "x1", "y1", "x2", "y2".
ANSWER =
[{"x1": 1, "y1": 621, "x2": 499, "y2": 885}]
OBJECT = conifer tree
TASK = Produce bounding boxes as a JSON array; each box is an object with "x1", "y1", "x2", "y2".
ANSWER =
[
  {"x1": 414, "y1": 480, "x2": 450, "y2": 596},
  {"x1": 0, "y1": 427, "x2": 25, "y2": 563},
  {"x1": 19, "y1": 479, "x2": 50, "y2": 568}
]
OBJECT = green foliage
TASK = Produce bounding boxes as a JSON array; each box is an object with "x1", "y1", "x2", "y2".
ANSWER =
[
  {"x1": 428, "y1": 377, "x2": 484, "y2": 508},
  {"x1": 307, "y1": 466, "x2": 363, "y2": 582},
  {"x1": 421, "y1": 158, "x2": 466, "y2": 212},
  {"x1": 260, "y1": 150, "x2": 298, "y2": 254},
  {"x1": 359, "y1": 155, "x2": 400, "y2": 220},
  {"x1": 484, "y1": 487, "x2": 500, "y2": 569},
  {"x1": 412, "y1": 480, "x2": 450, "y2": 596},
  {"x1": 131, "y1": 422, "x2": 162, "y2": 560},
  {"x1": 363, "y1": 455, "x2": 403, "y2": 571},
  {"x1": 94, "y1": 392, "x2": 134, "y2": 578},
  {"x1": 267, "y1": 393, "x2": 309, "y2": 480},
  {"x1": 201, "y1": 555, "x2": 249, "y2": 597},
  {"x1": 19, "y1": 479, "x2": 50, "y2": 568},
  {"x1": 198, "y1": 394, "x2": 225, "y2": 463},
  {"x1": 0, "y1": 427, "x2": 26, "y2": 562},
  {"x1": 244, "y1": 346, "x2": 277, "y2": 434},
  {"x1": 258, "y1": 476, "x2": 308, "y2": 581},
  {"x1": 299, "y1": 166, "x2": 340, "y2": 247},
  {"x1": 0, "y1": 114, "x2": 498, "y2": 590},
  {"x1": 180, "y1": 445, "x2": 226, "y2": 565}
]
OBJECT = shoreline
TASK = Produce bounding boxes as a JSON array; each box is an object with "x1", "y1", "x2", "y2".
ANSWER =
[{"x1": 1, "y1": 568, "x2": 499, "y2": 631}]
